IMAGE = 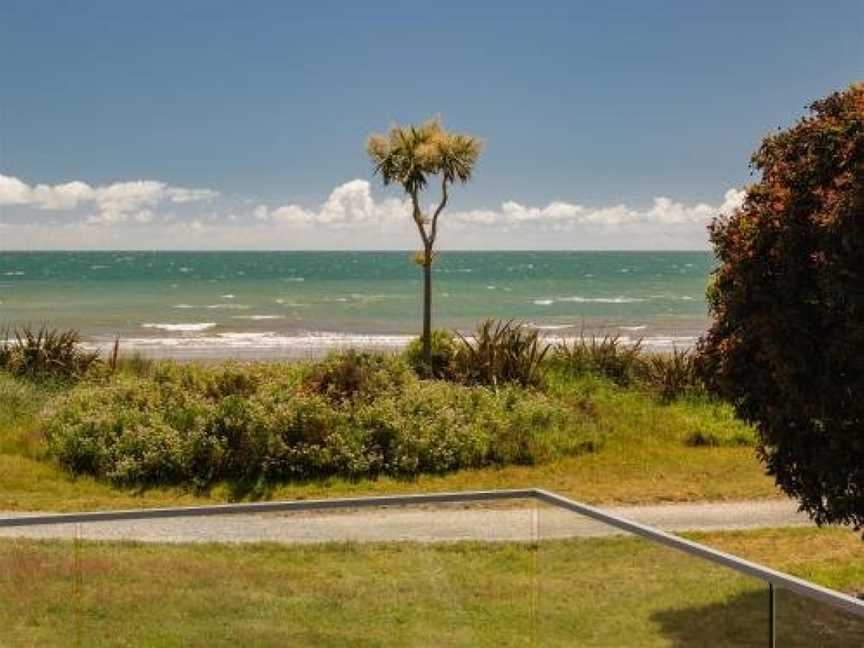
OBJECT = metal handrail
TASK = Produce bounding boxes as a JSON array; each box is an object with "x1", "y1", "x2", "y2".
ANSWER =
[
  {"x1": 532, "y1": 489, "x2": 864, "y2": 617},
  {"x1": 1, "y1": 487, "x2": 862, "y2": 620},
  {"x1": 0, "y1": 489, "x2": 533, "y2": 526}
]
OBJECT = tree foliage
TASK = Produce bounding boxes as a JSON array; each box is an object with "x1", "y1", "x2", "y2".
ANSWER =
[{"x1": 697, "y1": 83, "x2": 864, "y2": 528}]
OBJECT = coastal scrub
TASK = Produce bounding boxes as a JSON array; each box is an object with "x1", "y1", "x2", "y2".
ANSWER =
[{"x1": 43, "y1": 354, "x2": 600, "y2": 487}]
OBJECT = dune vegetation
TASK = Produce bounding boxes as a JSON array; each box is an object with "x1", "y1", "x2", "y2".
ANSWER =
[{"x1": 0, "y1": 322, "x2": 775, "y2": 512}]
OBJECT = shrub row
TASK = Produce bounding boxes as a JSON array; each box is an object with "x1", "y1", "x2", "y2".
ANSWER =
[
  {"x1": 1, "y1": 320, "x2": 705, "y2": 402},
  {"x1": 44, "y1": 355, "x2": 598, "y2": 487},
  {"x1": 406, "y1": 322, "x2": 704, "y2": 402}
]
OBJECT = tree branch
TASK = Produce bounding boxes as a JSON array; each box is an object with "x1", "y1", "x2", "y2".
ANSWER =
[
  {"x1": 410, "y1": 190, "x2": 430, "y2": 249},
  {"x1": 430, "y1": 176, "x2": 449, "y2": 246}
]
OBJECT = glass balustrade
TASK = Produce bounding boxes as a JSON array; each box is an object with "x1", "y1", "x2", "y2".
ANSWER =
[{"x1": 0, "y1": 490, "x2": 861, "y2": 646}]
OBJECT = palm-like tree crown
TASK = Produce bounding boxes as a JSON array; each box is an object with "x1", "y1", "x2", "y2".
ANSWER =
[{"x1": 366, "y1": 118, "x2": 482, "y2": 196}]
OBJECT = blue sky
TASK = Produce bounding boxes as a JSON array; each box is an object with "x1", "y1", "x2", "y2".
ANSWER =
[{"x1": 1, "y1": 0, "x2": 862, "y2": 249}]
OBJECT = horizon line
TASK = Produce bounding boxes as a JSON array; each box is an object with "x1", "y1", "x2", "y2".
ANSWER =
[{"x1": 0, "y1": 248, "x2": 712, "y2": 254}]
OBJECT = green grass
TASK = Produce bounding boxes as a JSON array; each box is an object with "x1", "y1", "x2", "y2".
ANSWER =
[
  {"x1": 0, "y1": 366, "x2": 776, "y2": 513},
  {"x1": 0, "y1": 527, "x2": 861, "y2": 646}
]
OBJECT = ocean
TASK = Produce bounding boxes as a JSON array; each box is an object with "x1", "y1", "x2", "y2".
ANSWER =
[{"x1": 0, "y1": 251, "x2": 714, "y2": 359}]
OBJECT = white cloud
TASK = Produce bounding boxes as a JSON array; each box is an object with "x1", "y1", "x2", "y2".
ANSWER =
[
  {"x1": 30, "y1": 181, "x2": 95, "y2": 209},
  {"x1": 0, "y1": 173, "x2": 746, "y2": 250},
  {"x1": 0, "y1": 175, "x2": 34, "y2": 205},
  {"x1": 0, "y1": 174, "x2": 218, "y2": 224},
  {"x1": 167, "y1": 187, "x2": 220, "y2": 204},
  {"x1": 719, "y1": 188, "x2": 746, "y2": 216},
  {"x1": 479, "y1": 196, "x2": 723, "y2": 229},
  {"x1": 264, "y1": 180, "x2": 408, "y2": 228}
]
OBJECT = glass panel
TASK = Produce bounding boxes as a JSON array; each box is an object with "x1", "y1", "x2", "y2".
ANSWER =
[
  {"x1": 534, "y1": 500, "x2": 770, "y2": 646},
  {"x1": 0, "y1": 499, "x2": 540, "y2": 645},
  {"x1": 775, "y1": 585, "x2": 864, "y2": 647},
  {"x1": 8, "y1": 500, "x2": 862, "y2": 645},
  {"x1": 237, "y1": 499, "x2": 538, "y2": 645}
]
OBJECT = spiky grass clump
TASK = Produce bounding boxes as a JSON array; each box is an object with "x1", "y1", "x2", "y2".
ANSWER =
[
  {"x1": 0, "y1": 325, "x2": 98, "y2": 380},
  {"x1": 454, "y1": 319, "x2": 549, "y2": 389},
  {"x1": 638, "y1": 347, "x2": 703, "y2": 404},
  {"x1": 553, "y1": 335, "x2": 643, "y2": 386}
]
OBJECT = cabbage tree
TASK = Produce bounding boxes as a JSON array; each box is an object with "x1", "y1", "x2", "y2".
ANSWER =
[{"x1": 366, "y1": 118, "x2": 482, "y2": 371}]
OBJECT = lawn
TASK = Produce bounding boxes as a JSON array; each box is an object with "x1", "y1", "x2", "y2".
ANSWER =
[
  {"x1": 0, "y1": 527, "x2": 861, "y2": 647},
  {"x1": 0, "y1": 367, "x2": 779, "y2": 513}
]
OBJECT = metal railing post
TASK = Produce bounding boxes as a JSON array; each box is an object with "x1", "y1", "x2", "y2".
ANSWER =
[{"x1": 768, "y1": 583, "x2": 776, "y2": 648}]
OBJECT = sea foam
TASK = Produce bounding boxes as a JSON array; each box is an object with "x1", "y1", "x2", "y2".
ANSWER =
[
  {"x1": 141, "y1": 322, "x2": 217, "y2": 332},
  {"x1": 557, "y1": 296, "x2": 645, "y2": 304}
]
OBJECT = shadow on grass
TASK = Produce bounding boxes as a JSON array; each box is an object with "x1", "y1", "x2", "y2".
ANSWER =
[
  {"x1": 91, "y1": 476, "x2": 280, "y2": 504},
  {"x1": 652, "y1": 587, "x2": 864, "y2": 647},
  {"x1": 220, "y1": 477, "x2": 277, "y2": 502}
]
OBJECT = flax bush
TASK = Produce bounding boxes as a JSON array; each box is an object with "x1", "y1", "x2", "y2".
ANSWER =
[
  {"x1": 453, "y1": 319, "x2": 550, "y2": 389},
  {"x1": 0, "y1": 326, "x2": 99, "y2": 380},
  {"x1": 637, "y1": 347, "x2": 703, "y2": 403},
  {"x1": 404, "y1": 322, "x2": 550, "y2": 388},
  {"x1": 553, "y1": 335, "x2": 643, "y2": 386}
]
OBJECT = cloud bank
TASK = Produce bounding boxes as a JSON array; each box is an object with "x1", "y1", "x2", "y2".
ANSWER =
[
  {"x1": 0, "y1": 174, "x2": 218, "y2": 224},
  {"x1": 0, "y1": 173, "x2": 744, "y2": 250}
]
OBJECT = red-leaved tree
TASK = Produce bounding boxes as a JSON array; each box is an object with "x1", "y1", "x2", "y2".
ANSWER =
[{"x1": 698, "y1": 83, "x2": 864, "y2": 528}]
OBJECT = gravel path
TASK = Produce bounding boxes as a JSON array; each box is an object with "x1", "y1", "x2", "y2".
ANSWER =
[{"x1": 0, "y1": 499, "x2": 813, "y2": 544}]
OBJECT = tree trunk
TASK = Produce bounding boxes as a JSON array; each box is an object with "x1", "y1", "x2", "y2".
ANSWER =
[{"x1": 422, "y1": 247, "x2": 433, "y2": 371}]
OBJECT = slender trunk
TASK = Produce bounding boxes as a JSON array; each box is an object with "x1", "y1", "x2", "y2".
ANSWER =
[{"x1": 422, "y1": 246, "x2": 433, "y2": 370}]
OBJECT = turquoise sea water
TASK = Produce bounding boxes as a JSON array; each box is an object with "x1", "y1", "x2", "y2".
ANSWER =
[{"x1": 0, "y1": 251, "x2": 714, "y2": 358}]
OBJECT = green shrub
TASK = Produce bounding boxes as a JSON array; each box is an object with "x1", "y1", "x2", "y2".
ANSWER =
[
  {"x1": 116, "y1": 352, "x2": 153, "y2": 377},
  {"x1": 0, "y1": 331, "x2": 11, "y2": 370},
  {"x1": 454, "y1": 319, "x2": 549, "y2": 389},
  {"x1": 553, "y1": 335, "x2": 643, "y2": 386},
  {"x1": 303, "y1": 350, "x2": 410, "y2": 402},
  {"x1": 355, "y1": 383, "x2": 492, "y2": 475},
  {"x1": 481, "y1": 386, "x2": 600, "y2": 465},
  {"x1": 355, "y1": 381, "x2": 594, "y2": 475},
  {"x1": 404, "y1": 330, "x2": 458, "y2": 379},
  {"x1": 637, "y1": 347, "x2": 703, "y2": 403},
  {"x1": 44, "y1": 357, "x2": 597, "y2": 487},
  {"x1": 0, "y1": 372, "x2": 48, "y2": 456},
  {"x1": 0, "y1": 326, "x2": 99, "y2": 380},
  {"x1": 96, "y1": 338, "x2": 154, "y2": 378},
  {"x1": 0, "y1": 372, "x2": 41, "y2": 422},
  {"x1": 674, "y1": 399, "x2": 756, "y2": 448}
]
